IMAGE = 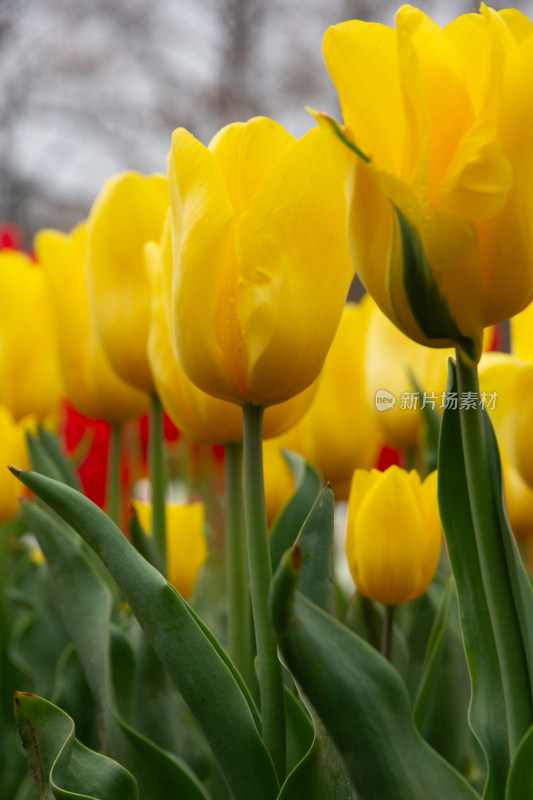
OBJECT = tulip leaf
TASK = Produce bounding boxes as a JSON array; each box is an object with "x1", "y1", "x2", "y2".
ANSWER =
[
  {"x1": 26, "y1": 430, "x2": 66, "y2": 484},
  {"x1": 440, "y1": 358, "x2": 533, "y2": 795},
  {"x1": 270, "y1": 450, "x2": 323, "y2": 573},
  {"x1": 20, "y1": 501, "x2": 211, "y2": 800},
  {"x1": 438, "y1": 363, "x2": 510, "y2": 799},
  {"x1": 13, "y1": 470, "x2": 278, "y2": 800},
  {"x1": 413, "y1": 579, "x2": 471, "y2": 772},
  {"x1": 270, "y1": 547, "x2": 480, "y2": 800},
  {"x1": 506, "y1": 725, "x2": 533, "y2": 799},
  {"x1": 293, "y1": 485, "x2": 335, "y2": 615},
  {"x1": 37, "y1": 426, "x2": 81, "y2": 491},
  {"x1": 14, "y1": 692, "x2": 138, "y2": 800}
]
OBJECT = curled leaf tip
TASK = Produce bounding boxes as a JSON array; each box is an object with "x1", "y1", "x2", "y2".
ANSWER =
[{"x1": 8, "y1": 465, "x2": 22, "y2": 477}]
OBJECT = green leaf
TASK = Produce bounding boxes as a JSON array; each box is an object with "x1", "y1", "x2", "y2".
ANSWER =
[
  {"x1": 293, "y1": 485, "x2": 335, "y2": 615},
  {"x1": 438, "y1": 360, "x2": 533, "y2": 798},
  {"x1": 270, "y1": 451, "x2": 323, "y2": 574},
  {"x1": 38, "y1": 427, "x2": 81, "y2": 491},
  {"x1": 14, "y1": 692, "x2": 138, "y2": 800},
  {"x1": 506, "y1": 725, "x2": 533, "y2": 799},
  {"x1": 270, "y1": 548, "x2": 480, "y2": 800},
  {"x1": 14, "y1": 472, "x2": 278, "y2": 800},
  {"x1": 414, "y1": 580, "x2": 471, "y2": 772},
  {"x1": 21, "y1": 501, "x2": 211, "y2": 800},
  {"x1": 26, "y1": 431, "x2": 65, "y2": 484}
]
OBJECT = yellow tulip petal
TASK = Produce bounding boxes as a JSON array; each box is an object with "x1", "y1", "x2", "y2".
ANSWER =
[
  {"x1": 0, "y1": 250, "x2": 63, "y2": 421},
  {"x1": 168, "y1": 127, "x2": 246, "y2": 404},
  {"x1": 166, "y1": 502, "x2": 208, "y2": 599},
  {"x1": 346, "y1": 468, "x2": 382, "y2": 585},
  {"x1": 418, "y1": 470, "x2": 442, "y2": 593},
  {"x1": 263, "y1": 440, "x2": 295, "y2": 526},
  {"x1": 38, "y1": 226, "x2": 147, "y2": 422},
  {"x1": 209, "y1": 117, "x2": 295, "y2": 221},
  {"x1": 354, "y1": 466, "x2": 423, "y2": 606},
  {"x1": 132, "y1": 500, "x2": 208, "y2": 599},
  {"x1": 323, "y1": 20, "x2": 404, "y2": 173},
  {"x1": 236, "y1": 124, "x2": 354, "y2": 405},
  {"x1": 86, "y1": 171, "x2": 168, "y2": 393},
  {"x1": 0, "y1": 407, "x2": 32, "y2": 521}
]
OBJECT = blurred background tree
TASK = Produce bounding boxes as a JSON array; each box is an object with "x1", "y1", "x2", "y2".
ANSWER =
[{"x1": 1, "y1": 0, "x2": 532, "y2": 245}]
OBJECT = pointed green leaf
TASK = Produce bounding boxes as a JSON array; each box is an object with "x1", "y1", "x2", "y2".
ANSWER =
[
  {"x1": 38, "y1": 427, "x2": 81, "y2": 491},
  {"x1": 438, "y1": 360, "x2": 530, "y2": 799},
  {"x1": 270, "y1": 451, "x2": 323, "y2": 573},
  {"x1": 20, "y1": 501, "x2": 211, "y2": 800},
  {"x1": 294, "y1": 485, "x2": 335, "y2": 615},
  {"x1": 270, "y1": 548, "x2": 480, "y2": 800},
  {"x1": 414, "y1": 580, "x2": 471, "y2": 772},
  {"x1": 506, "y1": 725, "x2": 533, "y2": 799},
  {"x1": 13, "y1": 471, "x2": 278, "y2": 800},
  {"x1": 14, "y1": 692, "x2": 138, "y2": 800},
  {"x1": 26, "y1": 431, "x2": 65, "y2": 484}
]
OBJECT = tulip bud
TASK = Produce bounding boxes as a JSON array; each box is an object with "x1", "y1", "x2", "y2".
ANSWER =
[{"x1": 345, "y1": 466, "x2": 441, "y2": 605}]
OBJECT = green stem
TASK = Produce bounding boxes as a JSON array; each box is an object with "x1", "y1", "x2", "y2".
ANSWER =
[
  {"x1": 455, "y1": 350, "x2": 532, "y2": 753},
  {"x1": 150, "y1": 394, "x2": 167, "y2": 573},
  {"x1": 224, "y1": 443, "x2": 257, "y2": 696},
  {"x1": 242, "y1": 404, "x2": 286, "y2": 782},
  {"x1": 381, "y1": 605, "x2": 395, "y2": 663},
  {"x1": 107, "y1": 422, "x2": 121, "y2": 528}
]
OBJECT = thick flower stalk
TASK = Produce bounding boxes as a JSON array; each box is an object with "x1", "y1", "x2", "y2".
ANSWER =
[
  {"x1": 346, "y1": 466, "x2": 441, "y2": 607},
  {"x1": 322, "y1": 5, "x2": 533, "y2": 364}
]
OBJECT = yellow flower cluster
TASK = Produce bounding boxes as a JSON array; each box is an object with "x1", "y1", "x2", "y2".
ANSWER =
[{"x1": 4, "y1": 3, "x2": 533, "y2": 604}]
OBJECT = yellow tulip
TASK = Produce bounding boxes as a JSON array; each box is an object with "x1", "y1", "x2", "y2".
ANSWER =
[
  {"x1": 0, "y1": 250, "x2": 63, "y2": 421},
  {"x1": 0, "y1": 406, "x2": 34, "y2": 521},
  {"x1": 364, "y1": 297, "x2": 452, "y2": 450},
  {"x1": 86, "y1": 171, "x2": 169, "y2": 393},
  {"x1": 36, "y1": 225, "x2": 148, "y2": 422},
  {"x1": 262, "y1": 439, "x2": 295, "y2": 525},
  {"x1": 478, "y1": 354, "x2": 533, "y2": 540},
  {"x1": 346, "y1": 466, "x2": 441, "y2": 605},
  {"x1": 132, "y1": 499, "x2": 208, "y2": 599},
  {"x1": 281, "y1": 298, "x2": 382, "y2": 498},
  {"x1": 145, "y1": 213, "x2": 317, "y2": 444},
  {"x1": 511, "y1": 301, "x2": 533, "y2": 361},
  {"x1": 322, "y1": 5, "x2": 533, "y2": 365},
  {"x1": 167, "y1": 116, "x2": 354, "y2": 408}
]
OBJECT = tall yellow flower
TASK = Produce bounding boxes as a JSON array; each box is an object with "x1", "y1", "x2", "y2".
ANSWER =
[
  {"x1": 36, "y1": 225, "x2": 148, "y2": 422},
  {"x1": 322, "y1": 5, "x2": 533, "y2": 364},
  {"x1": 364, "y1": 298, "x2": 452, "y2": 450},
  {"x1": 167, "y1": 116, "x2": 354, "y2": 407},
  {"x1": 133, "y1": 499, "x2": 208, "y2": 599},
  {"x1": 281, "y1": 298, "x2": 382, "y2": 498},
  {"x1": 145, "y1": 214, "x2": 316, "y2": 444},
  {"x1": 0, "y1": 406, "x2": 34, "y2": 521},
  {"x1": 0, "y1": 250, "x2": 62, "y2": 421},
  {"x1": 86, "y1": 171, "x2": 169, "y2": 393},
  {"x1": 346, "y1": 466, "x2": 441, "y2": 605}
]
